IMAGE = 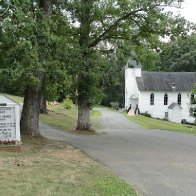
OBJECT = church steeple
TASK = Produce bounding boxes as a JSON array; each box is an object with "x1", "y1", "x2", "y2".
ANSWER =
[{"x1": 125, "y1": 51, "x2": 142, "y2": 77}]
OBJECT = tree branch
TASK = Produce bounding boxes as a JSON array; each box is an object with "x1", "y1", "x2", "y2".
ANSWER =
[
  {"x1": 88, "y1": 8, "x2": 144, "y2": 48},
  {"x1": 88, "y1": 2, "x2": 171, "y2": 48},
  {"x1": 0, "y1": 2, "x2": 18, "y2": 16}
]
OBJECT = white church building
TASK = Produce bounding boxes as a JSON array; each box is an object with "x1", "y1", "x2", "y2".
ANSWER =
[{"x1": 125, "y1": 59, "x2": 196, "y2": 124}]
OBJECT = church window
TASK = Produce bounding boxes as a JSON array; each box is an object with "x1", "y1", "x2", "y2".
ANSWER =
[
  {"x1": 177, "y1": 93, "x2": 181, "y2": 105},
  {"x1": 150, "y1": 93, "x2": 154, "y2": 105},
  {"x1": 164, "y1": 93, "x2": 168, "y2": 105}
]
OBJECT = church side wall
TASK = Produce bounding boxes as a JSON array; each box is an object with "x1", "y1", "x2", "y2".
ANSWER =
[{"x1": 138, "y1": 91, "x2": 195, "y2": 123}]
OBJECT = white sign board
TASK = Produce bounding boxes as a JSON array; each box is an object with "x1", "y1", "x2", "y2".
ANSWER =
[
  {"x1": 0, "y1": 95, "x2": 21, "y2": 143},
  {"x1": 0, "y1": 107, "x2": 16, "y2": 140}
]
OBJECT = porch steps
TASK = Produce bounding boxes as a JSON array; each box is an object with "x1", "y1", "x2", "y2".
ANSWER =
[{"x1": 128, "y1": 109, "x2": 135, "y2": 116}]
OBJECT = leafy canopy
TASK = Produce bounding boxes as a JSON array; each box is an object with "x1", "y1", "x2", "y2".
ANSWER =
[
  {"x1": 159, "y1": 33, "x2": 196, "y2": 72},
  {"x1": 0, "y1": 0, "x2": 72, "y2": 100}
]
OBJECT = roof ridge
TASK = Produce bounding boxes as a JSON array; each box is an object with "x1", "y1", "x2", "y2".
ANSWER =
[{"x1": 142, "y1": 71, "x2": 196, "y2": 74}]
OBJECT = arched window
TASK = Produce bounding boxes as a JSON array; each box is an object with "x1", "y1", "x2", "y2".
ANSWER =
[
  {"x1": 150, "y1": 93, "x2": 154, "y2": 105},
  {"x1": 177, "y1": 93, "x2": 181, "y2": 105},
  {"x1": 164, "y1": 93, "x2": 168, "y2": 105},
  {"x1": 191, "y1": 93, "x2": 195, "y2": 104}
]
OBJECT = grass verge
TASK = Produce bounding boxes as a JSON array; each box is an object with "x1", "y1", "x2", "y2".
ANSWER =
[
  {"x1": 0, "y1": 137, "x2": 137, "y2": 196},
  {"x1": 40, "y1": 104, "x2": 77, "y2": 131},
  {"x1": 125, "y1": 114, "x2": 196, "y2": 134},
  {"x1": 40, "y1": 104, "x2": 102, "y2": 131}
]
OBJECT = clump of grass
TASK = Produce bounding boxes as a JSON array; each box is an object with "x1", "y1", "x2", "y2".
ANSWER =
[
  {"x1": 0, "y1": 137, "x2": 137, "y2": 196},
  {"x1": 125, "y1": 114, "x2": 196, "y2": 134}
]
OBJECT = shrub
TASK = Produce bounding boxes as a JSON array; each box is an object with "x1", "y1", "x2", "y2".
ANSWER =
[
  {"x1": 110, "y1": 102, "x2": 119, "y2": 110},
  {"x1": 63, "y1": 98, "x2": 73, "y2": 110},
  {"x1": 190, "y1": 106, "x2": 196, "y2": 117},
  {"x1": 181, "y1": 119, "x2": 187, "y2": 124},
  {"x1": 140, "y1": 111, "x2": 151, "y2": 117}
]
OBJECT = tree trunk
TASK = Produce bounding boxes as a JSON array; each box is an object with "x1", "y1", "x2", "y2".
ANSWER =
[
  {"x1": 39, "y1": 73, "x2": 47, "y2": 114},
  {"x1": 20, "y1": 0, "x2": 53, "y2": 136},
  {"x1": 39, "y1": 0, "x2": 53, "y2": 16},
  {"x1": 39, "y1": 90, "x2": 47, "y2": 114},
  {"x1": 76, "y1": 95, "x2": 91, "y2": 130},
  {"x1": 76, "y1": 0, "x2": 92, "y2": 131},
  {"x1": 76, "y1": 73, "x2": 92, "y2": 130},
  {"x1": 38, "y1": 0, "x2": 52, "y2": 114},
  {"x1": 20, "y1": 87, "x2": 40, "y2": 136}
]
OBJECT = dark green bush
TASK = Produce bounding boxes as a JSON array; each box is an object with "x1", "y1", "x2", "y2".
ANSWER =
[{"x1": 140, "y1": 112, "x2": 151, "y2": 117}]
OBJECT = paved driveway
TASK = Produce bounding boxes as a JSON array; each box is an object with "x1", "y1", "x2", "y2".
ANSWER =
[{"x1": 40, "y1": 108, "x2": 196, "y2": 196}]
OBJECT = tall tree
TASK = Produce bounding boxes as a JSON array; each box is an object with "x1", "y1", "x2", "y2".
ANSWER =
[
  {"x1": 20, "y1": 0, "x2": 54, "y2": 136},
  {"x1": 159, "y1": 33, "x2": 196, "y2": 72},
  {"x1": 63, "y1": 0, "x2": 188, "y2": 130},
  {"x1": 0, "y1": 0, "x2": 70, "y2": 136}
]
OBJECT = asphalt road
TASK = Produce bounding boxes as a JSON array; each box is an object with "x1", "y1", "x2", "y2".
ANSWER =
[{"x1": 40, "y1": 108, "x2": 196, "y2": 196}]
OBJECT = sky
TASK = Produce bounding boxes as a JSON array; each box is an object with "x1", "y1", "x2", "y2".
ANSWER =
[{"x1": 181, "y1": 0, "x2": 196, "y2": 23}]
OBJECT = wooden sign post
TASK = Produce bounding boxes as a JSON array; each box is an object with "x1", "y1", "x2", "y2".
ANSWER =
[{"x1": 0, "y1": 95, "x2": 21, "y2": 151}]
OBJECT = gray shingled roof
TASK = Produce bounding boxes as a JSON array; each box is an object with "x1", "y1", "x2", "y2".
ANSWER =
[{"x1": 136, "y1": 72, "x2": 196, "y2": 91}]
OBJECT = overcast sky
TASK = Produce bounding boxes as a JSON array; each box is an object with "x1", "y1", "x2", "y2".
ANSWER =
[{"x1": 181, "y1": 0, "x2": 196, "y2": 23}]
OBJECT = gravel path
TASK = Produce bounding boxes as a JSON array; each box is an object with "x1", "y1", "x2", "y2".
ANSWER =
[{"x1": 40, "y1": 108, "x2": 196, "y2": 196}]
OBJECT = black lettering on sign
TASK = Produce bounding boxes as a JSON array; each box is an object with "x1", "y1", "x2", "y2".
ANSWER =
[
  {"x1": 0, "y1": 103, "x2": 7, "y2": 106},
  {"x1": 2, "y1": 115, "x2": 11, "y2": 118}
]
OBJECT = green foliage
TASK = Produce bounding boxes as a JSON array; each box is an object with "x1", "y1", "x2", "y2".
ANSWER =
[
  {"x1": 159, "y1": 34, "x2": 196, "y2": 72},
  {"x1": 63, "y1": 98, "x2": 73, "y2": 110},
  {"x1": 190, "y1": 85, "x2": 196, "y2": 118},
  {"x1": 0, "y1": 0, "x2": 72, "y2": 100},
  {"x1": 189, "y1": 107, "x2": 196, "y2": 117},
  {"x1": 99, "y1": 41, "x2": 133, "y2": 107},
  {"x1": 136, "y1": 45, "x2": 160, "y2": 71},
  {"x1": 140, "y1": 112, "x2": 151, "y2": 118}
]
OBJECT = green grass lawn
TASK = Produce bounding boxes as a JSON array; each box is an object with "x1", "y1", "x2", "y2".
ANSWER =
[
  {"x1": 40, "y1": 104, "x2": 78, "y2": 131},
  {"x1": 40, "y1": 103, "x2": 101, "y2": 131},
  {"x1": 125, "y1": 114, "x2": 196, "y2": 134},
  {"x1": 0, "y1": 137, "x2": 137, "y2": 196}
]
